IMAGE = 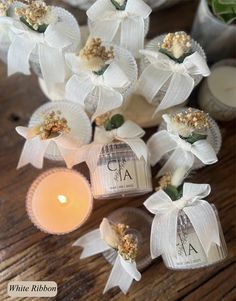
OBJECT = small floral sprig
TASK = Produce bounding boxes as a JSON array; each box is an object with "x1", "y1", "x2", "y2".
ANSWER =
[
  {"x1": 156, "y1": 168, "x2": 187, "y2": 201},
  {"x1": 158, "y1": 32, "x2": 192, "y2": 63},
  {"x1": 79, "y1": 38, "x2": 114, "y2": 73},
  {"x1": 208, "y1": 0, "x2": 236, "y2": 24},
  {"x1": 32, "y1": 110, "x2": 71, "y2": 140},
  {"x1": 15, "y1": 0, "x2": 54, "y2": 33},
  {"x1": 95, "y1": 113, "x2": 125, "y2": 131},
  {"x1": 170, "y1": 108, "x2": 209, "y2": 144},
  {"x1": 111, "y1": 0, "x2": 127, "y2": 10},
  {"x1": 0, "y1": 0, "x2": 12, "y2": 16}
]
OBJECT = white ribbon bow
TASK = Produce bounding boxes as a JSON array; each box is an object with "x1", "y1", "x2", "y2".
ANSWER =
[
  {"x1": 65, "y1": 54, "x2": 130, "y2": 121},
  {"x1": 147, "y1": 114, "x2": 217, "y2": 177},
  {"x1": 7, "y1": 7, "x2": 78, "y2": 89},
  {"x1": 137, "y1": 50, "x2": 210, "y2": 113},
  {"x1": 73, "y1": 218, "x2": 141, "y2": 294},
  {"x1": 87, "y1": 0, "x2": 151, "y2": 57},
  {"x1": 16, "y1": 126, "x2": 82, "y2": 169},
  {"x1": 144, "y1": 183, "x2": 221, "y2": 259}
]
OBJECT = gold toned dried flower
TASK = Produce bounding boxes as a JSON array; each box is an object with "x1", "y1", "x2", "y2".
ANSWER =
[
  {"x1": 15, "y1": 0, "x2": 50, "y2": 31},
  {"x1": 33, "y1": 110, "x2": 71, "y2": 140},
  {"x1": 159, "y1": 32, "x2": 192, "y2": 59},
  {"x1": 95, "y1": 112, "x2": 112, "y2": 127},
  {"x1": 0, "y1": 0, "x2": 12, "y2": 15},
  {"x1": 156, "y1": 172, "x2": 172, "y2": 191},
  {"x1": 79, "y1": 38, "x2": 114, "y2": 72}
]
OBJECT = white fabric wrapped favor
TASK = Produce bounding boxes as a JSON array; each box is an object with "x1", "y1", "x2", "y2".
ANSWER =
[
  {"x1": 16, "y1": 102, "x2": 92, "y2": 169},
  {"x1": 144, "y1": 183, "x2": 221, "y2": 259},
  {"x1": 73, "y1": 218, "x2": 141, "y2": 294},
  {"x1": 65, "y1": 44, "x2": 137, "y2": 120},
  {"x1": 137, "y1": 34, "x2": 210, "y2": 113},
  {"x1": 148, "y1": 113, "x2": 219, "y2": 177},
  {"x1": 87, "y1": 0, "x2": 151, "y2": 57},
  {"x1": 6, "y1": 2, "x2": 80, "y2": 89}
]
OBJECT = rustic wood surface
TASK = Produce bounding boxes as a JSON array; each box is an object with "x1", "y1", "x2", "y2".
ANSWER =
[{"x1": 0, "y1": 1, "x2": 235, "y2": 300}]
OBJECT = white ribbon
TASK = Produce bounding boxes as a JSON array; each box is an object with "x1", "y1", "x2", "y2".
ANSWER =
[
  {"x1": 144, "y1": 183, "x2": 221, "y2": 259},
  {"x1": 7, "y1": 5, "x2": 78, "y2": 89},
  {"x1": 87, "y1": 0, "x2": 151, "y2": 57},
  {"x1": 137, "y1": 50, "x2": 210, "y2": 113},
  {"x1": 147, "y1": 114, "x2": 218, "y2": 177},
  {"x1": 65, "y1": 54, "x2": 130, "y2": 120},
  {"x1": 16, "y1": 126, "x2": 82, "y2": 169},
  {"x1": 0, "y1": 16, "x2": 13, "y2": 44},
  {"x1": 73, "y1": 218, "x2": 141, "y2": 294}
]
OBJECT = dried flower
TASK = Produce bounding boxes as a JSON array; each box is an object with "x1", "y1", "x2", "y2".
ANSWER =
[
  {"x1": 79, "y1": 38, "x2": 114, "y2": 72},
  {"x1": 156, "y1": 173, "x2": 172, "y2": 191},
  {"x1": 95, "y1": 112, "x2": 112, "y2": 127},
  {"x1": 33, "y1": 110, "x2": 71, "y2": 140},
  {"x1": 159, "y1": 32, "x2": 192, "y2": 60},
  {"x1": 171, "y1": 108, "x2": 209, "y2": 138},
  {"x1": 15, "y1": 0, "x2": 53, "y2": 31},
  {"x1": 0, "y1": 0, "x2": 12, "y2": 16}
]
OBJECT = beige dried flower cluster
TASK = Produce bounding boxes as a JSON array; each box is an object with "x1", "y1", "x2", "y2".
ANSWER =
[
  {"x1": 160, "y1": 32, "x2": 192, "y2": 59},
  {"x1": 79, "y1": 38, "x2": 114, "y2": 72},
  {"x1": 15, "y1": 0, "x2": 49, "y2": 30},
  {"x1": 33, "y1": 110, "x2": 70, "y2": 140},
  {"x1": 113, "y1": 223, "x2": 138, "y2": 261},
  {"x1": 95, "y1": 112, "x2": 111, "y2": 126},
  {"x1": 156, "y1": 173, "x2": 172, "y2": 191},
  {"x1": 0, "y1": 0, "x2": 12, "y2": 16}
]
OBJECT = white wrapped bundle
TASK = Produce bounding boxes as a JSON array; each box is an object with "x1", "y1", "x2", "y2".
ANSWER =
[
  {"x1": 65, "y1": 38, "x2": 138, "y2": 120},
  {"x1": 87, "y1": 0, "x2": 152, "y2": 58},
  {"x1": 6, "y1": 1, "x2": 80, "y2": 89},
  {"x1": 137, "y1": 32, "x2": 210, "y2": 114}
]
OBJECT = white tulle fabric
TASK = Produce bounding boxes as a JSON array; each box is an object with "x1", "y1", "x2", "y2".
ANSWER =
[
  {"x1": 147, "y1": 114, "x2": 218, "y2": 177},
  {"x1": 144, "y1": 183, "x2": 221, "y2": 259},
  {"x1": 0, "y1": 16, "x2": 13, "y2": 63},
  {"x1": 137, "y1": 50, "x2": 210, "y2": 114},
  {"x1": 65, "y1": 45, "x2": 137, "y2": 120},
  {"x1": 16, "y1": 102, "x2": 92, "y2": 169},
  {"x1": 7, "y1": 2, "x2": 80, "y2": 89},
  {"x1": 73, "y1": 218, "x2": 141, "y2": 294},
  {"x1": 87, "y1": 0, "x2": 151, "y2": 57}
]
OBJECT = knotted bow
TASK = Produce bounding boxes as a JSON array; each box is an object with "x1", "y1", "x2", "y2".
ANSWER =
[
  {"x1": 7, "y1": 6, "x2": 79, "y2": 89},
  {"x1": 144, "y1": 183, "x2": 221, "y2": 259},
  {"x1": 73, "y1": 218, "x2": 141, "y2": 294},
  {"x1": 87, "y1": 0, "x2": 151, "y2": 57},
  {"x1": 137, "y1": 50, "x2": 210, "y2": 113},
  {"x1": 65, "y1": 54, "x2": 130, "y2": 121},
  {"x1": 16, "y1": 126, "x2": 82, "y2": 169},
  {"x1": 147, "y1": 114, "x2": 217, "y2": 177}
]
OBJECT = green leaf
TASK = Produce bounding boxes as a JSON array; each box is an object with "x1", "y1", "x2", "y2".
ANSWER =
[
  {"x1": 164, "y1": 185, "x2": 183, "y2": 201},
  {"x1": 211, "y1": 0, "x2": 236, "y2": 24},
  {"x1": 93, "y1": 64, "x2": 109, "y2": 76},
  {"x1": 159, "y1": 47, "x2": 193, "y2": 64},
  {"x1": 20, "y1": 17, "x2": 48, "y2": 33},
  {"x1": 105, "y1": 114, "x2": 125, "y2": 131},
  {"x1": 110, "y1": 0, "x2": 127, "y2": 10},
  {"x1": 181, "y1": 133, "x2": 207, "y2": 144}
]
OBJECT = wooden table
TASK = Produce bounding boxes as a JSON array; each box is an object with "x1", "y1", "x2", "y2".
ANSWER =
[{"x1": 0, "y1": 1, "x2": 235, "y2": 300}]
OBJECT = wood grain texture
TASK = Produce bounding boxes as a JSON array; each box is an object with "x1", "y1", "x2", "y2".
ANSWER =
[{"x1": 0, "y1": 1, "x2": 235, "y2": 300}]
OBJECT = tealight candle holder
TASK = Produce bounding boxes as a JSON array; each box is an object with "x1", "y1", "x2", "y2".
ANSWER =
[
  {"x1": 198, "y1": 59, "x2": 236, "y2": 121},
  {"x1": 26, "y1": 168, "x2": 93, "y2": 235},
  {"x1": 162, "y1": 205, "x2": 227, "y2": 270},
  {"x1": 89, "y1": 142, "x2": 152, "y2": 199},
  {"x1": 103, "y1": 207, "x2": 153, "y2": 271}
]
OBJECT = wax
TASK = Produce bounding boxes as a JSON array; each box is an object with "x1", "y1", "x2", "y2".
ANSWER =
[{"x1": 27, "y1": 168, "x2": 93, "y2": 234}]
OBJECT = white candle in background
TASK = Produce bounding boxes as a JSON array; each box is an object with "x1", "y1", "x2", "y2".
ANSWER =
[{"x1": 208, "y1": 66, "x2": 236, "y2": 108}]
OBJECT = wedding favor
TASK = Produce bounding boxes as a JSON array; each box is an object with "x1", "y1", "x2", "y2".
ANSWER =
[
  {"x1": 78, "y1": 113, "x2": 152, "y2": 199},
  {"x1": 0, "y1": 0, "x2": 13, "y2": 63},
  {"x1": 198, "y1": 59, "x2": 236, "y2": 121},
  {"x1": 137, "y1": 32, "x2": 210, "y2": 113},
  {"x1": 6, "y1": 0, "x2": 80, "y2": 89},
  {"x1": 65, "y1": 38, "x2": 137, "y2": 120},
  {"x1": 144, "y1": 169, "x2": 227, "y2": 269},
  {"x1": 148, "y1": 108, "x2": 221, "y2": 177},
  {"x1": 73, "y1": 207, "x2": 153, "y2": 294},
  {"x1": 27, "y1": 168, "x2": 93, "y2": 234},
  {"x1": 16, "y1": 101, "x2": 92, "y2": 169},
  {"x1": 87, "y1": 0, "x2": 152, "y2": 58}
]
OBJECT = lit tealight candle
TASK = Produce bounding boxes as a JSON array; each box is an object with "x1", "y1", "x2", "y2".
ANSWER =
[{"x1": 27, "y1": 168, "x2": 93, "y2": 234}]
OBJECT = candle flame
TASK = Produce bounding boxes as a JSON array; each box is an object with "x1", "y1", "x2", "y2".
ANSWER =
[{"x1": 57, "y1": 194, "x2": 68, "y2": 204}]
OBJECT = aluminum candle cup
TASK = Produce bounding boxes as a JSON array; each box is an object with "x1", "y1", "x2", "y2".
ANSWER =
[
  {"x1": 198, "y1": 59, "x2": 236, "y2": 121},
  {"x1": 162, "y1": 205, "x2": 227, "y2": 270},
  {"x1": 26, "y1": 168, "x2": 93, "y2": 235},
  {"x1": 89, "y1": 142, "x2": 153, "y2": 199}
]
